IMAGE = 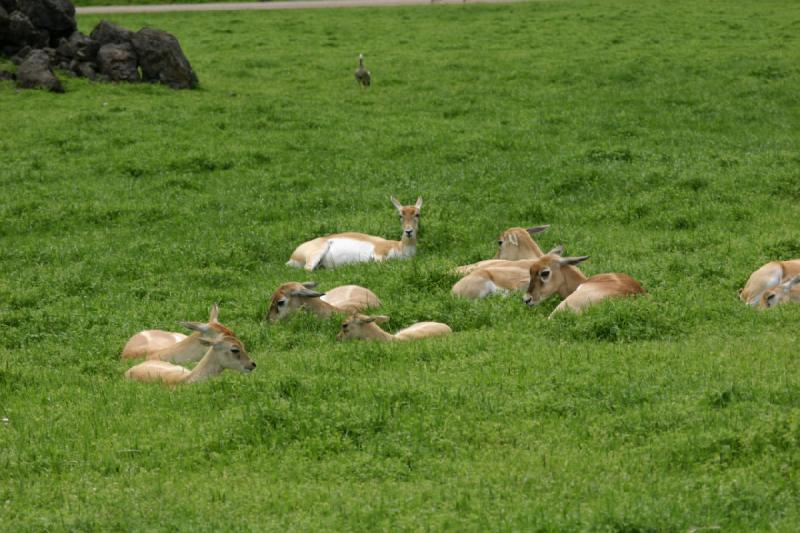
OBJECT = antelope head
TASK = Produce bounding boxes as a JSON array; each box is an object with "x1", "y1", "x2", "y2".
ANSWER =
[
  {"x1": 266, "y1": 281, "x2": 323, "y2": 322},
  {"x1": 523, "y1": 246, "x2": 589, "y2": 306},
  {"x1": 337, "y1": 314, "x2": 390, "y2": 341},
  {"x1": 494, "y1": 225, "x2": 550, "y2": 260},
  {"x1": 390, "y1": 196, "x2": 423, "y2": 240},
  {"x1": 179, "y1": 303, "x2": 236, "y2": 339},
  {"x1": 760, "y1": 275, "x2": 800, "y2": 309},
  {"x1": 200, "y1": 335, "x2": 256, "y2": 373}
]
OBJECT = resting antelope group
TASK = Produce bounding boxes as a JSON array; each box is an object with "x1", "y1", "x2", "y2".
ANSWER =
[
  {"x1": 122, "y1": 194, "x2": 798, "y2": 384},
  {"x1": 122, "y1": 304, "x2": 255, "y2": 385}
]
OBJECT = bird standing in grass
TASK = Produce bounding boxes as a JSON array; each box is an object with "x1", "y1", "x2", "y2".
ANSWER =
[{"x1": 355, "y1": 53, "x2": 371, "y2": 88}]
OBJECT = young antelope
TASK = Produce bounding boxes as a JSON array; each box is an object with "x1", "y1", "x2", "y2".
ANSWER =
[
  {"x1": 121, "y1": 304, "x2": 237, "y2": 363},
  {"x1": 124, "y1": 335, "x2": 256, "y2": 386},
  {"x1": 740, "y1": 260, "x2": 800, "y2": 307},
  {"x1": 337, "y1": 314, "x2": 451, "y2": 342},
  {"x1": 287, "y1": 196, "x2": 422, "y2": 270},
  {"x1": 759, "y1": 274, "x2": 800, "y2": 309},
  {"x1": 523, "y1": 247, "x2": 645, "y2": 318},
  {"x1": 456, "y1": 225, "x2": 549, "y2": 274},
  {"x1": 266, "y1": 281, "x2": 381, "y2": 322}
]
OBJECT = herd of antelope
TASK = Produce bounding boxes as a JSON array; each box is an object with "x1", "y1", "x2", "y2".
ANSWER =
[{"x1": 122, "y1": 195, "x2": 797, "y2": 385}]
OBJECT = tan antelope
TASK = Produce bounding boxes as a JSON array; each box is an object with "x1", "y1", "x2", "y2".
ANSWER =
[
  {"x1": 759, "y1": 274, "x2": 800, "y2": 309},
  {"x1": 124, "y1": 335, "x2": 255, "y2": 385},
  {"x1": 740, "y1": 260, "x2": 800, "y2": 307},
  {"x1": 266, "y1": 281, "x2": 381, "y2": 322},
  {"x1": 336, "y1": 314, "x2": 452, "y2": 342},
  {"x1": 456, "y1": 225, "x2": 549, "y2": 274},
  {"x1": 121, "y1": 304, "x2": 237, "y2": 363},
  {"x1": 523, "y1": 247, "x2": 645, "y2": 317},
  {"x1": 452, "y1": 260, "x2": 536, "y2": 299},
  {"x1": 287, "y1": 196, "x2": 422, "y2": 270}
]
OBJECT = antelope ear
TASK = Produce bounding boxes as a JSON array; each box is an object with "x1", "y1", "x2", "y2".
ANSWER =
[
  {"x1": 372, "y1": 315, "x2": 391, "y2": 324},
  {"x1": 390, "y1": 195, "x2": 403, "y2": 212},
  {"x1": 548, "y1": 245, "x2": 564, "y2": 256},
  {"x1": 508, "y1": 233, "x2": 519, "y2": 246},
  {"x1": 415, "y1": 197, "x2": 423, "y2": 209},
  {"x1": 302, "y1": 281, "x2": 317, "y2": 289},
  {"x1": 208, "y1": 303, "x2": 219, "y2": 323},
  {"x1": 290, "y1": 287, "x2": 324, "y2": 298},
  {"x1": 559, "y1": 255, "x2": 590, "y2": 266},
  {"x1": 198, "y1": 338, "x2": 214, "y2": 347},
  {"x1": 527, "y1": 225, "x2": 550, "y2": 235},
  {"x1": 179, "y1": 321, "x2": 212, "y2": 334}
]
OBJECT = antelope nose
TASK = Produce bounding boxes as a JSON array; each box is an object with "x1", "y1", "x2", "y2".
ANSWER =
[
  {"x1": 251, "y1": 362, "x2": 256, "y2": 368},
  {"x1": 523, "y1": 295, "x2": 533, "y2": 306},
  {"x1": 405, "y1": 229, "x2": 413, "y2": 236}
]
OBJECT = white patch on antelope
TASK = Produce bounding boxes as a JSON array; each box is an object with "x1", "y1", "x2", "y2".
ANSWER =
[{"x1": 287, "y1": 196, "x2": 423, "y2": 270}]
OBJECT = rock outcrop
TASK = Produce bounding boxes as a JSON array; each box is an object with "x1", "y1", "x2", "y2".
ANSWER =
[
  {"x1": 132, "y1": 28, "x2": 197, "y2": 89},
  {"x1": 1, "y1": 1, "x2": 198, "y2": 92},
  {"x1": 16, "y1": 48, "x2": 63, "y2": 92}
]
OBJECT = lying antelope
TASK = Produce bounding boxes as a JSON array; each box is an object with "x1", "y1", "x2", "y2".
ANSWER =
[
  {"x1": 523, "y1": 246, "x2": 645, "y2": 317},
  {"x1": 121, "y1": 304, "x2": 236, "y2": 363},
  {"x1": 759, "y1": 274, "x2": 800, "y2": 309},
  {"x1": 287, "y1": 196, "x2": 422, "y2": 270},
  {"x1": 456, "y1": 225, "x2": 549, "y2": 274},
  {"x1": 336, "y1": 314, "x2": 452, "y2": 341},
  {"x1": 740, "y1": 259, "x2": 800, "y2": 307},
  {"x1": 266, "y1": 281, "x2": 381, "y2": 321},
  {"x1": 124, "y1": 335, "x2": 256, "y2": 385},
  {"x1": 452, "y1": 260, "x2": 536, "y2": 299}
]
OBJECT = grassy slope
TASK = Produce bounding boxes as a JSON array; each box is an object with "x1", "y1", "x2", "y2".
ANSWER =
[{"x1": 2, "y1": 0, "x2": 800, "y2": 529}]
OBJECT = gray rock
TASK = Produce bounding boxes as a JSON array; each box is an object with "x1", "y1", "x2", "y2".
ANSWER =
[
  {"x1": 96, "y1": 42, "x2": 138, "y2": 82},
  {"x1": 19, "y1": 0, "x2": 75, "y2": 39},
  {"x1": 131, "y1": 27, "x2": 197, "y2": 89},
  {"x1": 75, "y1": 61, "x2": 97, "y2": 80},
  {"x1": 0, "y1": 7, "x2": 9, "y2": 43},
  {"x1": 57, "y1": 30, "x2": 99, "y2": 63},
  {"x1": 17, "y1": 48, "x2": 63, "y2": 91},
  {"x1": 10, "y1": 44, "x2": 32, "y2": 64},
  {"x1": 90, "y1": 20, "x2": 133, "y2": 46},
  {"x1": 8, "y1": 10, "x2": 49, "y2": 48}
]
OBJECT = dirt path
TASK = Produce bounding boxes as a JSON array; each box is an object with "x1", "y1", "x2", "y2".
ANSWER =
[{"x1": 76, "y1": 0, "x2": 522, "y2": 14}]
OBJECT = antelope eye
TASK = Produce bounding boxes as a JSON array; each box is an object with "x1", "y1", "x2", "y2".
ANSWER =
[
  {"x1": 415, "y1": 213, "x2": 420, "y2": 218},
  {"x1": 540, "y1": 269, "x2": 551, "y2": 280},
  {"x1": 277, "y1": 299, "x2": 286, "y2": 307},
  {"x1": 341, "y1": 323, "x2": 348, "y2": 330},
  {"x1": 498, "y1": 240, "x2": 504, "y2": 246},
  {"x1": 766, "y1": 294, "x2": 776, "y2": 304},
  {"x1": 231, "y1": 347, "x2": 240, "y2": 354}
]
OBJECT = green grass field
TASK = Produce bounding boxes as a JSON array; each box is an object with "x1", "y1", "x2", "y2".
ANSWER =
[{"x1": 2, "y1": 0, "x2": 800, "y2": 529}]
